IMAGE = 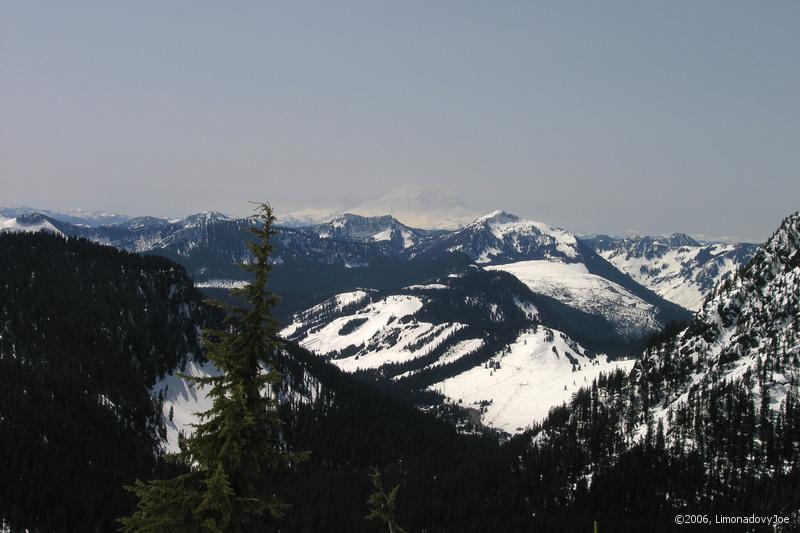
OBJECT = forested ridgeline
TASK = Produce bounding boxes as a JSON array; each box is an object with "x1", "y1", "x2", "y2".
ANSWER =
[
  {"x1": 272, "y1": 343, "x2": 800, "y2": 532},
  {"x1": 2, "y1": 226, "x2": 800, "y2": 532},
  {"x1": 271, "y1": 213, "x2": 800, "y2": 532},
  {"x1": 0, "y1": 233, "x2": 221, "y2": 532}
]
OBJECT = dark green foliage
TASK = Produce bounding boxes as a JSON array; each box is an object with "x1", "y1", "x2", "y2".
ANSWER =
[
  {"x1": 0, "y1": 232, "x2": 218, "y2": 532},
  {"x1": 3, "y1": 211, "x2": 799, "y2": 532},
  {"x1": 643, "y1": 319, "x2": 690, "y2": 351},
  {"x1": 274, "y1": 342, "x2": 514, "y2": 532},
  {"x1": 121, "y1": 204, "x2": 304, "y2": 532},
  {"x1": 338, "y1": 317, "x2": 369, "y2": 336},
  {"x1": 365, "y1": 468, "x2": 406, "y2": 533}
]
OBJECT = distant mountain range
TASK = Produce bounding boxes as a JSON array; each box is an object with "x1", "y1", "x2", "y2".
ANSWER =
[
  {"x1": 3, "y1": 199, "x2": 799, "y2": 531},
  {"x1": 0, "y1": 205, "x2": 131, "y2": 227},
  {"x1": 0, "y1": 201, "x2": 764, "y2": 433},
  {"x1": 635, "y1": 210, "x2": 800, "y2": 434},
  {"x1": 278, "y1": 210, "x2": 691, "y2": 432},
  {"x1": 585, "y1": 233, "x2": 759, "y2": 310}
]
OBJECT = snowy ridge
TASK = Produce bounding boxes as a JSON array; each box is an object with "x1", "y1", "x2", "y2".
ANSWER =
[
  {"x1": 0, "y1": 206, "x2": 131, "y2": 227},
  {"x1": 347, "y1": 185, "x2": 479, "y2": 230},
  {"x1": 303, "y1": 213, "x2": 426, "y2": 250},
  {"x1": 434, "y1": 210, "x2": 583, "y2": 265},
  {"x1": 277, "y1": 186, "x2": 479, "y2": 230},
  {"x1": 488, "y1": 260, "x2": 660, "y2": 339},
  {"x1": 154, "y1": 352, "x2": 325, "y2": 453},
  {"x1": 194, "y1": 279, "x2": 250, "y2": 290},
  {"x1": 433, "y1": 328, "x2": 635, "y2": 433},
  {"x1": 637, "y1": 211, "x2": 800, "y2": 433},
  {"x1": 282, "y1": 294, "x2": 468, "y2": 372},
  {"x1": 154, "y1": 359, "x2": 220, "y2": 453},
  {"x1": 281, "y1": 278, "x2": 639, "y2": 434},
  {"x1": 12, "y1": 205, "x2": 687, "y2": 357},
  {"x1": 594, "y1": 234, "x2": 758, "y2": 310},
  {"x1": 0, "y1": 215, "x2": 63, "y2": 236},
  {"x1": 404, "y1": 283, "x2": 449, "y2": 290}
]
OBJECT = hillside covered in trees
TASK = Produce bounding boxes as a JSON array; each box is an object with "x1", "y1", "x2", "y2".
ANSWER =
[
  {"x1": 0, "y1": 233, "x2": 221, "y2": 531},
  {"x1": 1, "y1": 213, "x2": 799, "y2": 531}
]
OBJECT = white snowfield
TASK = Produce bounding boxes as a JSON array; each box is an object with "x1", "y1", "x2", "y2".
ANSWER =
[
  {"x1": 281, "y1": 290, "x2": 372, "y2": 338},
  {"x1": 153, "y1": 359, "x2": 220, "y2": 453},
  {"x1": 599, "y1": 244, "x2": 743, "y2": 311},
  {"x1": 282, "y1": 294, "x2": 467, "y2": 372},
  {"x1": 433, "y1": 329, "x2": 635, "y2": 433},
  {"x1": 0, "y1": 216, "x2": 63, "y2": 235},
  {"x1": 634, "y1": 214, "x2": 800, "y2": 442},
  {"x1": 329, "y1": 290, "x2": 371, "y2": 309},
  {"x1": 487, "y1": 260, "x2": 660, "y2": 338},
  {"x1": 449, "y1": 211, "x2": 583, "y2": 264},
  {"x1": 393, "y1": 338, "x2": 486, "y2": 380},
  {"x1": 404, "y1": 283, "x2": 449, "y2": 290},
  {"x1": 153, "y1": 355, "x2": 321, "y2": 453},
  {"x1": 283, "y1": 288, "x2": 639, "y2": 435},
  {"x1": 477, "y1": 210, "x2": 580, "y2": 259},
  {"x1": 442, "y1": 330, "x2": 635, "y2": 433},
  {"x1": 316, "y1": 215, "x2": 420, "y2": 248},
  {"x1": 194, "y1": 279, "x2": 249, "y2": 290},
  {"x1": 371, "y1": 228, "x2": 393, "y2": 241}
]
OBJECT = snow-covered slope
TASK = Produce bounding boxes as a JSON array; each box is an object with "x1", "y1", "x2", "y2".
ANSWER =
[
  {"x1": 287, "y1": 294, "x2": 468, "y2": 372},
  {"x1": 592, "y1": 233, "x2": 758, "y2": 310},
  {"x1": 429, "y1": 210, "x2": 583, "y2": 264},
  {"x1": 487, "y1": 260, "x2": 660, "y2": 338},
  {"x1": 637, "y1": 211, "x2": 800, "y2": 428},
  {"x1": 281, "y1": 269, "x2": 641, "y2": 434},
  {"x1": 275, "y1": 207, "x2": 346, "y2": 228},
  {"x1": 303, "y1": 213, "x2": 427, "y2": 251},
  {"x1": 153, "y1": 359, "x2": 220, "y2": 453},
  {"x1": 0, "y1": 206, "x2": 130, "y2": 227},
  {"x1": 153, "y1": 352, "x2": 324, "y2": 453},
  {"x1": 349, "y1": 185, "x2": 479, "y2": 230},
  {"x1": 0, "y1": 214, "x2": 64, "y2": 235},
  {"x1": 276, "y1": 186, "x2": 479, "y2": 230},
  {"x1": 30, "y1": 206, "x2": 685, "y2": 343},
  {"x1": 433, "y1": 328, "x2": 635, "y2": 433},
  {"x1": 425, "y1": 211, "x2": 674, "y2": 340}
]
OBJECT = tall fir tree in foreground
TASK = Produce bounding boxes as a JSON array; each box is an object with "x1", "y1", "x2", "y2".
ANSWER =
[
  {"x1": 366, "y1": 467, "x2": 406, "y2": 533},
  {"x1": 120, "y1": 203, "x2": 304, "y2": 533}
]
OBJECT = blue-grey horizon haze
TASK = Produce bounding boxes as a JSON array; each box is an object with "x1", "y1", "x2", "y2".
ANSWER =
[{"x1": 1, "y1": 1, "x2": 798, "y2": 241}]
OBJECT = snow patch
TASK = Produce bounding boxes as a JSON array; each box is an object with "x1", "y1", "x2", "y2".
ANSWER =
[{"x1": 433, "y1": 329, "x2": 636, "y2": 433}]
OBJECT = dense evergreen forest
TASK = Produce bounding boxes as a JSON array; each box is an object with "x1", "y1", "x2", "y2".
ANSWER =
[
  {"x1": 272, "y1": 343, "x2": 800, "y2": 532},
  {"x1": 0, "y1": 233, "x2": 221, "y2": 531},
  {"x1": 1, "y1": 231, "x2": 799, "y2": 532}
]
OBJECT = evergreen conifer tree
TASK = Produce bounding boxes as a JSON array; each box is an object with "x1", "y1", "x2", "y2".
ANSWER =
[
  {"x1": 120, "y1": 203, "x2": 303, "y2": 533},
  {"x1": 366, "y1": 467, "x2": 406, "y2": 533}
]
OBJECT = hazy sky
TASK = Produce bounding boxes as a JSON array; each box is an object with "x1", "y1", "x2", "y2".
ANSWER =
[{"x1": 1, "y1": 1, "x2": 798, "y2": 241}]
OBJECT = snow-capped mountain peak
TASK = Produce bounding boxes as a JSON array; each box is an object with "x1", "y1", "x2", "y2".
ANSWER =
[
  {"x1": 305, "y1": 213, "x2": 426, "y2": 249},
  {"x1": 117, "y1": 216, "x2": 173, "y2": 230},
  {"x1": 279, "y1": 185, "x2": 481, "y2": 230},
  {"x1": 759, "y1": 211, "x2": 800, "y2": 267},
  {"x1": 590, "y1": 232, "x2": 759, "y2": 310},
  {"x1": 470, "y1": 210, "x2": 520, "y2": 226},
  {"x1": 437, "y1": 210, "x2": 582, "y2": 264},
  {"x1": 181, "y1": 211, "x2": 231, "y2": 226},
  {"x1": 0, "y1": 206, "x2": 131, "y2": 227},
  {"x1": 638, "y1": 210, "x2": 800, "y2": 427},
  {"x1": 0, "y1": 214, "x2": 64, "y2": 236},
  {"x1": 665, "y1": 232, "x2": 701, "y2": 248},
  {"x1": 470, "y1": 210, "x2": 577, "y2": 243}
]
